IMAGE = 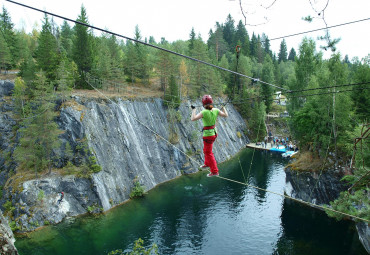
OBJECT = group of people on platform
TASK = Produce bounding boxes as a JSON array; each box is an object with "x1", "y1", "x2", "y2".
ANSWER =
[{"x1": 256, "y1": 135, "x2": 298, "y2": 152}]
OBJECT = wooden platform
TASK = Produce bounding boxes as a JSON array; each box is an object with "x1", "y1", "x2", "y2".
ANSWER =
[{"x1": 246, "y1": 143, "x2": 273, "y2": 151}]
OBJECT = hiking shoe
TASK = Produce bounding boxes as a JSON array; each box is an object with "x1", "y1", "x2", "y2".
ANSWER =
[
  {"x1": 207, "y1": 172, "x2": 219, "y2": 177},
  {"x1": 199, "y1": 165, "x2": 210, "y2": 171}
]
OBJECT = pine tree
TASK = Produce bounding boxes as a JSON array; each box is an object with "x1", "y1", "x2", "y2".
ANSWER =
[
  {"x1": 288, "y1": 47, "x2": 296, "y2": 61},
  {"x1": 0, "y1": 31, "x2": 11, "y2": 72},
  {"x1": 188, "y1": 27, "x2": 196, "y2": 53},
  {"x1": 278, "y1": 39, "x2": 288, "y2": 63},
  {"x1": 261, "y1": 33, "x2": 272, "y2": 58},
  {"x1": 60, "y1": 21, "x2": 74, "y2": 59},
  {"x1": 12, "y1": 77, "x2": 28, "y2": 118},
  {"x1": 223, "y1": 14, "x2": 235, "y2": 51},
  {"x1": 179, "y1": 60, "x2": 189, "y2": 98},
  {"x1": 164, "y1": 75, "x2": 180, "y2": 107},
  {"x1": 351, "y1": 56, "x2": 370, "y2": 121},
  {"x1": 256, "y1": 35, "x2": 264, "y2": 63},
  {"x1": 234, "y1": 20, "x2": 249, "y2": 56},
  {"x1": 35, "y1": 14, "x2": 60, "y2": 83},
  {"x1": 207, "y1": 24, "x2": 228, "y2": 61},
  {"x1": 134, "y1": 25, "x2": 149, "y2": 83},
  {"x1": 260, "y1": 55, "x2": 275, "y2": 113},
  {"x1": 14, "y1": 72, "x2": 61, "y2": 176},
  {"x1": 189, "y1": 37, "x2": 219, "y2": 97},
  {"x1": 289, "y1": 38, "x2": 319, "y2": 113},
  {"x1": 250, "y1": 33, "x2": 258, "y2": 59},
  {"x1": 0, "y1": 6, "x2": 19, "y2": 68},
  {"x1": 73, "y1": 5, "x2": 94, "y2": 88}
]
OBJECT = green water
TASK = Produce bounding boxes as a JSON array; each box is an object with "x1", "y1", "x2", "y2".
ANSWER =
[{"x1": 15, "y1": 149, "x2": 367, "y2": 255}]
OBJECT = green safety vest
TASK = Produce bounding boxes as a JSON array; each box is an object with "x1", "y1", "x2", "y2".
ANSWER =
[{"x1": 201, "y1": 108, "x2": 220, "y2": 137}]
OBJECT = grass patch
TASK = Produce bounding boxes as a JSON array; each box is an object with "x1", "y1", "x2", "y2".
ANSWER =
[{"x1": 286, "y1": 151, "x2": 327, "y2": 172}]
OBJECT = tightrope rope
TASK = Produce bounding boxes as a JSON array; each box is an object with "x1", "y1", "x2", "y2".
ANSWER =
[
  {"x1": 85, "y1": 76, "x2": 369, "y2": 224},
  {"x1": 216, "y1": 175, "x2": 369, "y2": 223},
  {"x1": 85, "y1": 79, "x2": 199, "y2": 165}
]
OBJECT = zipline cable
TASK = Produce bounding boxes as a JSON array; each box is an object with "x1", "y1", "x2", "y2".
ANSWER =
[
  {"x1": 5, "y1": 0, "x2": 287, "y2": 92},
  {"x1": 262, "y1": 17, "x2": 370, "y2": 42},
  {"x1": 7, "y1": 0, "x2": 368, "y2": 223},
  {"x1": 84, "y1": 77, "x2": 200, "y2": 166},
  {"x1": 84, "y1": 74, "x2": 370, "y2": 224},
  {"x1": 182, "y1": 86, "x2": 370, "y2": 108},
  {"x1": 216, "y1": 175, "x2": 369, "y2": 223}
]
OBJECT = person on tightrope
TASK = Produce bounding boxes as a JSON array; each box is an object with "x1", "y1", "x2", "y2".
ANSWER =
[{"x1": 191, "y1": 95, "x2": 228, "y2": 177}]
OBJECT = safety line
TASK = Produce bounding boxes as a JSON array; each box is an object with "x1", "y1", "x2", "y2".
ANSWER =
[
  {"x1": 6, "y1": 0, "x2": 368, "y2": 224},
  {"x1": 265, "y1": 17, "x2": 370, "y2": 42},
  {"x1": 221, "y1": 86, "x2": 370, "y2": 107},
  {"x1": 287, "y1": 81, "x2": 370, "y2": 94},
  {"x1": 216, "y1": 175, "x2": 369, "y2": 223},
  {"x1": 5, "y1": 0, "x2": 286, "y2": 92},
  {"x1": 86, "y1": 75, "x2": 370, "y2": 224},
  {"x1": 84, "y1": 78, "x2": 200, "y2": 166},
  {"x1": 309, "y1": 123, "x2": 333, "y2": 200}
]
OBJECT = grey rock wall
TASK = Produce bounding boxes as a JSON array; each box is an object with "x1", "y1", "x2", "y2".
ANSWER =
[
  {"x1": 9, "y1": 96, "x2": 248, "y2": 231},
  {"x1": 285, "y1": 168, "x2": 348, "y2": 205},
  {"x1": 285, "y1": 167, "x2": 369, "y2": 253},
  {"x1": 0, "y1": 211, "x2": 18, "y2": 255}
]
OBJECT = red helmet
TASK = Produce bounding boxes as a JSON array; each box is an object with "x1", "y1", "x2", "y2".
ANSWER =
[{"x1": 202, "y1": 95, "x2": 213, "y2": 105}]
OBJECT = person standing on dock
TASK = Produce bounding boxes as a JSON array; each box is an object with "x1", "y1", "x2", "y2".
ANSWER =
[
  {"x1": 264, "y1": 136, "x2": 268, "y2": 148},
  {"x1": 191, "y1": 95, "x2": 228, "y2": 177}
]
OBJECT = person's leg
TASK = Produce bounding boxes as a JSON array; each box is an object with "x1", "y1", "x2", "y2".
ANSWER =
[{"x1": 203, "y1": 135, "x2": 218, "y2": 174}]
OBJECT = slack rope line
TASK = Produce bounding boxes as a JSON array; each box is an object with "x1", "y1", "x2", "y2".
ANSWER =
[
  {"x1": 5, "y1": 0, "x2": 286, "y2": 92},
  {"x1": 216, "y1": 175, "x2": 369, "y2": 223},
  {"x1": 86, "y1": 75, "x2": 370, "y2": 224},
  {"x1": 7, "y1": 0, "x2": 367, "y2": 223},
  {"x1": 264, "y1": 17, "x2": 370, "y2": 42},
  {"x1": 84, "y1": 78, "x2": 200, "y2": 166}
]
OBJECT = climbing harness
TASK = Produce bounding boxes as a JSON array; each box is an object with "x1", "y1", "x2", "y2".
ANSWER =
[{"x1": 202, "y1": 125, "x2": 216, "y2": 134}]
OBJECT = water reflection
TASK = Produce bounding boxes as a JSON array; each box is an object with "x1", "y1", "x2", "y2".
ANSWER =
[{"x1": 15, "y1": 149, "x2": 366, "y2": 255}]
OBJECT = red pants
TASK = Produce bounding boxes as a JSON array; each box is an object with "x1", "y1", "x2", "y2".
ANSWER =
[{"x1": 203, "y1": 135, "x2": 218, "y2": 174}]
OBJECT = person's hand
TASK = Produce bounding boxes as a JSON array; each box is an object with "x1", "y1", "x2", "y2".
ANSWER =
[{"x1": 191, "y1": 105, "x2": 195, "y2": 109}]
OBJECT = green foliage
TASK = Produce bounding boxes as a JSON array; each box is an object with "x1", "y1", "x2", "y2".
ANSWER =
[
  {"x1": 73, "y1": 5, "x2": 94, "y2": 88},
  {"x1": 88, "y1": 156, "x2": 102, "y2": 173},
  {"x1": 278, "y1": 39, "x2": 288, "y2": 63},
  {"x1": 0, "y1": 6, "x2": 20, "y2": 68},
  {"x1": 326, "y1": 188, "x2": 369, "y2": 222},
  {"x1": 13, "y1": 72, "x2": 61, "y2": 175},
  {"x1": 130, "y1": 178, "x2": 146, "y2": 198},
  {"x1": 3, "y1": 200, "x2": 15, "y2": 215},
  {"x1": 351, "y1": 56, "x2": 370, "y2": 121},
  {"x1": 9, "y1": 221, "x2": 19, "y2": 232},
  {"x1": 260, "y1": 55, "x2": 274, "y2": 113},
  {"x1": 87, "y1": 203, "x2": 102, "y2": 213},
  {"x1": 37, "y1": 190, "x2": 45, "y2": 201},
  {"x1": 12, "y1": 77, "x2": 28, "y2": 118},
  {"x1": 34, "y1": 14, "x2": 60, "y2": 82},
  {"x1": 164, "y1": 75, "x2": 180, "y2": 107},
  {"x1": 108, "y1": 238, "x2": 158, "y2": 255},
  {"x1": 0, "y1": 30, "x2": 12, "y2": 71}
]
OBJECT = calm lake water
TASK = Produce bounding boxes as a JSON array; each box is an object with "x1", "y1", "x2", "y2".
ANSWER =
[{"x1": 15, "y1": 149, "x2": 367, "y2": 255}]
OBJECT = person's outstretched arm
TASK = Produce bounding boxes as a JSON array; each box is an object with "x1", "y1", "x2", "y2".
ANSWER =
[
  {"x1": 219, "y1": 106, "x2": 228, "y2": 117},
  {"x1": 191, "y1": 106, "x2": 203, "y2": 121}
]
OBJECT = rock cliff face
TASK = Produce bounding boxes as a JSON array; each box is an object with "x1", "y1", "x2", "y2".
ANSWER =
[
  {"x1": 0, "y1": 211, "x2": 18, "y2": 255},
  {"x1": 284, "y1": 168, "x2": 348, "y2": 205},
  {"x1": 285, "y1": 167, "x2": 370, "y2": 253},
  {"x1": 2, "y1": 93, "x2": 248, "y2": 232}
]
